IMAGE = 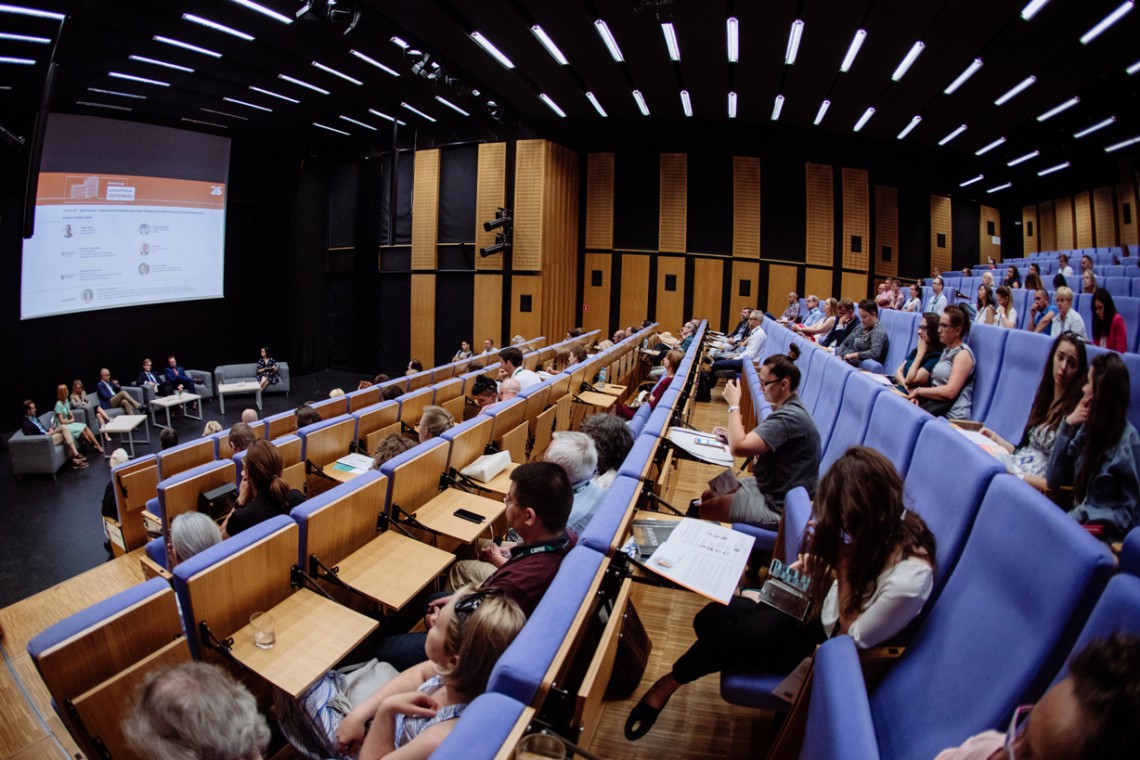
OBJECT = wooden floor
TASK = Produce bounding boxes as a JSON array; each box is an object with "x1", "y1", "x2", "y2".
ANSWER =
[{"x1": 0, "y1": 385, "x2": 775, "y2": 760}]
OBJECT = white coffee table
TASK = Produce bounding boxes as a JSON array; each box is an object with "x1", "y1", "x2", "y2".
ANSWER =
[
  {"x1": 150, "y1": 392, "x2": 202, "y2": 428},
  {"x1": 218, "y1": 381, "x2": 263, "y2": 414},
  {"x1": 100, "y1": 414, "x2": 150, "y2": 457}
]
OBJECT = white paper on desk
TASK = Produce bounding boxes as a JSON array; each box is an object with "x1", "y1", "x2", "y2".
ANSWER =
[
  {"x1": 644, "y1": 518, "x2": 755, "y2": 604},
  {"x1": 954, "y1": 428, "x2": 1015, "y2": 469},
  {"x1": 337, "y1": 453, "x2": 375, "y2": 471},
  {"x1": 862, "y1": 372, "x2": 896, "y2": 388}
]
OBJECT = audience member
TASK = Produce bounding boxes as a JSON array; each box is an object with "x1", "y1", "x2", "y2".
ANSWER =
[
  {"x1": 498, "y1": 378, "x2": 521, "y2": 402},
  {"x1": 1050, "y1": 287, "x2": 1087, "y2": 340},
  {"x1": 372, "y1": 434, "x2": 416, "y2": 470},
  {"x1": 1005, "y1": 264, "x2": 1021, "y2": 289},
  {"x1": 802, "y1": 295, "x2": 824, "y2": 325},
  {"x1": 627, "y1": 447, "x2": 935, "y2": 741},
  {"x1": 981, "y1": 271, "x2": 995, "y2": 291},
  {"x1": 124, "y1": 662, "x2": 270, "y2": 760},
  {"x1": 1082, "y1": 269, "x2": 1098, "y2": 295},
  {"x1": 512, "y1": 334, "x2": 527, "y2": 345},
  {"x1": 452, "y1": 340, "x2": 474, "y2": 362},
  {"x1": 708, "y1": 310, "x2": 766, "y2": 377},
  {"x1": 1080, "y1": 253, "x2": 1094, "y2": 274},
  {"x1": 994, "y1": 286, "x2": 1018, "y2": 329},
  {"x1": 222, "y1": 439, "x2": 305, "y2": 537},
  {"x1": 1057, "y1": 253, "x2": 1074, "y2": 276},
  {"x1": 982, "y1": 333, "x2": 1087, "y2": 492},
  {"x1": 778, "y1": 291, "x2": 801, "y2": 322},
  {"x1": 1024, "y1": 270, "x2": 1045, "y2": 292},
  {"x1": 380, "y1": 386, "x2": 403, "y2": 402},
  {"x1": 469, "y1": 376, "x2": 498, "y2": 410},
  {"x1": 975, "y1": 285, "x2": 997, "y2": 325},
  {"x1": 837, "y1": 299, "x2": 888, "y2": 366},
  {"x1": 794, "y1": 298, "x2": 837, "y2": 340},
  {"x1": 497, "y1": 347, "x2": 540, "y2": 390},
  {"x1": 1048, "y1": 352, "x2": 1140, "y2": 543},
  {"x1": 296, "y1": 405, "x2": 321, "y2": 427},
  {"x1": 22, "y1": 400, "x2": 87, "y2": 467},
  {"x1": 538, "y1": 347, "x2": 571, "y2": 378},
  {"x1": 241, "y1": 408, "x2": 258, "y2": 424},
  {"x1": 569, "y1": 343, "x2": 590, "y2": 365},
  {"x1": 159, "y1": 427, "x2": 179, "y2": 450},
  {"x1": 618, "y1": 349, "x2": 682, "y2": 419},
  {"x1": 1030, "y1": 288, "x2": 1059, "y2": 333},
  {"x1": 418, "y1": 405, "x2": 455, "y2": 442},
  {"x1": 406, "y1": 359, "x2": 423, "y2": 376},
  {"x1": 580, "y1": 413, "x2": 634, "y2": 490},
  {"x1": 1091, "y1": 288, "x2": 1127, "y2": 352},
  {"x1": 902, "y1": 283, "x2": 922, "y2": 312},
  {"x1": 820, "y1": 299, "x2": 857, "y2": 349},
  {"x1": 54, "y1": 384, "x2": 103, "y2": 453},
  {"x1": 329, "y1": 388, "x2": 345, "y2": 398},
  {"x1": 256, "y1": 347, "x2": 280, "y2": 391},
  {"x1": 894, "y1": 313, "x2": 944, "y2": 393},
  {"x1": 164, "y1": 356, "x2": 197, "y2": 396},
  {"x1": 97, "y1": 368, "x2": 144, "y2": 415},
  {"x1": 201, "y1": 420, "x2": 223, "y2": 436},
  {"x1": 169, "y1": 512, "x2": 221, "y2": 566},
  {"x1": 545, "y1": 432, "x2": 604, "y2": 536},
  {"x1": 481, "y1": 338, "x2": 495, "y2": 355},
  {"x1": 229, "y1": 422, "x2": 255, "y2": 455},
  {"x1": 101, "y1": 448, "x2": 131, "y2": 549},
  {"x1": 696, "y1": 355, "x2": 820, "y2": 526},
  {"x1": 925, "y1": 277, "x2": 948, "y2": 315},
  {"x1": 910, "y1": 305, "x2": 975, "y2": 420},
  {"x1": 1053, "y1": 272, "x2": 1070, "y2": 291}
]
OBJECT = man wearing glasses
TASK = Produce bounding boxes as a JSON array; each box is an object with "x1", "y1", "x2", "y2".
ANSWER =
[{"x1": 708, "y1": 310, "x2": 767, "y2": 378}]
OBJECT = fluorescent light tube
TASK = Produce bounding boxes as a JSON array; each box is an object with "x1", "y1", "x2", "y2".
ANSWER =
[
  {"x1": 129, "y1": 55, "x2": 194, "y2": 73},
  {"x1": 470, "y1": 31, "x2": 515, "y2": 69},
  {"x1": 435, "y1": 95, "x2": 470, "y2": 116},
  {"x1": 785, "y1": 19, "x2": 804, "y2": 65},
  {"x1": 0, "y1": 55, "x2": 34, "y2": 64},
  {"x1": 250, "y1": 85, "x2": 297, "y2": 103},
  {"x1": 1128, "y1": 59, "x2": 1140, "y2": 74},
  {"x1": 1021, "y1": 0, "x2": 1050, "y2": 20},
  {"x1": 726, "y1": 17, "x2": 738, "y2": 63},
  {"x1": 1036, "y1": 96, "x2": 1079, "y2": 121},
  {"x1": 814, "y1": 99, "x2": 830, "y2": 125},
  {"x1": 0, "y1": 4, "x2": 64, "y2": 20},
  {"x1": 840, "y1": 29, "x2": 867, "y2": 72},
  {"x1": 390, "y1": 36, "x2": 409, "y2": 49},
  {"x1": 771, "y1": 94, "x2": 784, "y2": 121},
  {"x1": 987, "y1": 183, "x2": 1012, "y2": 193},
  {"x1": 531, "y1": 25, "x2": 568, "y2": 65},
  {"x1": 1074, "y1": 116, "x2": 1116, "y2": 138},
  {"x1": 313, "y1": 122, "x2": 349, "y2": 136},
  {"x1": 585, "y1": 91, "x2": 608, "y2": 117},
  {"x1": 960, "y1": 175, "x2": 984, "y2": 187},
  {"x1": 78, "y1": 101, "x2": 131, "y2": 110},
  {"x1": 892, "y1": 41, "x2": 925, "y2": 81},
  {"x1": 154, "y1": 36, "x2": 221, "y2": 58},
  {"x1": 975, "y1": 136, "x2": 1006, "y2": 155},
  {"x1": 853, "y1": 106, "x2": 875, "y2": 132},
  {"x1": 182, "y1": 117, "x2": 226, "y2": 128},
  {"x1": 1080, "y1": 1, "x2": 1133, "y2": 44},
  {"x1": 339, "y1": 115, "x2": 376, "y2": 131},
  {"x1": 1106, "y1": 135, "x2": 1140, "y2": 152},
  {"x1": 223, "y1": 96, "x2": 271, "y2": 112},
  {"x1": 680, "y1": 89, "x2": 692, "y2": 117},
  {"x1": 595, "y1": 19, "x2": 624, "y2": 62},
  {"x1": 400, "y1": 101, "x2": 437, "y2": 122},
  {"x1": 201, "y1": 107, "x2": 247, "y2": 120},
  {"x1": 278, "y1": 73, "x2": 329, "y2": 94},
  {"x1": 182, "y1": 13, "x2": 254, "y2": 41},
  {"x1": 350, "y1": 50, "x2": 399, "y2": 77},
  {"x1": 87, "y1": 87, "x2": 146, "y2": 99},
  {"x1": 994, "y1": 75, "x2": 1035, "y2": 105},
  {"x1": 944, "y1": 58, "x2": 983, "y2": 95},
  {"x1": 109, "y1": 71, "x2": 169, "y2": 86},
  {"x1": 0, "y1": 32, "x2": 49, "y2": 43},
  {"x1": 728, "y1": 91, "x2": 737, "y2": 119},
  {"x1": 1037, "y1": 161, "x2": 1070, "y2": 175},
  {"x1": 897, "y1": 115, "x2": 922, "y2": 139},
  {"x1": 368, "y1": 108, "x2": 406, "y2": 125},
  {"x1": 1007, "y1": 150, "x2": 1040, "y2": 166},
  {"x1": 632, "y1": 89, "x2": 649, "y2": 116},
  {"x1": 228, "y1": 0, "x2": 292, "y2": 24},
  {"x1": 662, "y1": 22, "x2": 680, "y2": 61},
  {"x1": 539, "y1": 93, "x2": 566, "y2": 117},
  {"x1": 312, "y1": 61, "x2": 361, "y2": 85},
  {"x1": 939, "y1": 124, "x2": 967, "y2": 145}
]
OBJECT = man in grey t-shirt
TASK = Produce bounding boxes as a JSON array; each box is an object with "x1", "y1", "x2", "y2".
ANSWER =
[{"x1": 697, "y1": 354, "x2": 821, "y2": 527}]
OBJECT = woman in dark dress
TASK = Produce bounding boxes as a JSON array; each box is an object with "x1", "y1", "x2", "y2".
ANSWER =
[
  {"x1": 222, "y1": 440, "x2": 304, "y2": 537},
  {"x1": 257, "y1": 346, "x2": 280, "y2": 391}
]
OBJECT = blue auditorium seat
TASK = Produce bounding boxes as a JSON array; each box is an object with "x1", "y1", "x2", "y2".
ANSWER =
[
  {"x1": 1120, "y1": 528, "x2": 1140, "y2": 578},
  {"x1": 1104, "y1": 276, "x2": 1132, "y2": 297},
  {"x1": 800, "y1": 636, "x2": 877, "y2": 760},
  {"x1": 965, "y1": 322, "x2": 1009, "y2": 421},
  {"x1": 820, "y1": 372, "x2": 884, "y2": 474},
  {"x1": 1010, "y1": 288, "x2": 1033, "y2": 330},
  {"x1": 1047, "y1": 573, "x2": 1140, "y2": 690},
  {"x1": 863, "y1": 391, "x2": 928, "y2": 477},
  {"x1": 579, "y1": 475, "x2": 641, "y2": 555},
  {"x1": 797, "y1": 350, "x2": 830, "y2": 414},
  {"x1": 809, "y1": 359, "x2": 854, "y2": 453},
  {"x1": 1115, "y1": 295, "x2": 1140, "y2": 352},
  {"x1": 430, "y1": 693, "x2": 529, "y2": 760},
  {"x1": 877, "y1": 310, "x2": 918, "y2": 379},
  {"x1": 982, "y1": 329, "x2": 1053, "y2": 445}
]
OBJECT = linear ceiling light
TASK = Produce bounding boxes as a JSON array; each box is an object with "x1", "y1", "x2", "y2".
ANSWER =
[
  {"x1": 312, "y1": 61, "x2": 361, "y2": 85},
  {"x1": 0, "y1": 4, "x2": 64, "y2": 20},
  {"x1": 1080, "y1": 1, "x2": 1133, "y2": 44},
  {"x1": 728, "y1": 91, "x2": 738, "y2": 119},
  {"x1": 390, "y1": 36, "x2": 409, "y2": 49},
  {"x1": 435, "y1": 95, "x2": 470, "y2": 116},
  {"x1": 228, "y1": 0, "x2": 292, "y2": 24},
  {"x1": 785, "y1": 19, "x2": 804, "y2": 65},
  {"x1": 400, "y1": 101, "x2": 436, "y2": 122},
  {"x1": 278, "y1": 73, "x2": 329, "y2": 94},
  {"x1": 632, "y1": 89, "x2": 649, "y2": 116},
  {"x1": 154, "y1": 35, "x2": 221, "y2": 58},
  {"x1": 853, "y1": 106, "x2": 875, "y2": 132},
  {"x1": 182, "y1": 13, "x2": 254, "y2": 40},
  {"x1": 223, "y1": 96, "x2": 271, "y2": 112},
  {"x1": 0, "y1": 31, "x2": 49, "y2": 43},
  {"x1": 201, "y1": 107, "x2": 247, "y2": 120},
  {"x1": 109, "y1": 71, "x2": 169, "y2": 86},
  {"x1": 840, "y1": 29, "x2": 867, "y2": 72},
  {"x1": 1007, "y1": 149, "x2": 1040, "y2": 166},
  {"x1": 350, "y1": 50, "x2": 399, "y2": 76},
  {"x1": 1037, "y1": 161, "x2": 1070, "y2": 175},
  {"x1": 77, "y1": 101, "x2": 130, "y2": 111},
  {"x1": 939, "y1": 124, "x2": 968, "y2": 145},
  {"x1": 814, "y1": 99, "x2": 830, "y2": 125},
  {"x1": 313, "y1": 122, "x2": 349, "y2": 136},
  {"x1": 661, "y1": 22, "x2": 680, "y2": 61},
  {"x1": 960, "y1": 174, "x2": 984, "y2": 187},
  {"x1": 531, "y1": 25, "x2": 568, "y2": 65},
  {"x1": 975, "y1": 136, "x2": 1006, "y2": 155},
  {"x1": 1037, "y1": 96, "x2": 1079, "y2": 121},
  {"x1": 129, "y1": 55, "x2": 194, "y2": 73},
  {"x1": 1074, "y1": 116, "x2": 1116, "y2": 138},
  {"x1": 1021, "y1": 0, "x2": 1050, "y2": 20},
  {"x1": 249, "y1": 85, "x2": 297, "y2": 102},
  {"x1": 470, "y1": 31, "x2": 515, "y2": 69},
  {"x1": 994, "y1": 75, "x2": 1035, "y2": 105},
  {"x1": 1128, "y1": 59, "x2": 1140, "y2": 74},
  {"x1": 944, "y1": 58, "x2": 983, "y2": 95},
  {"x1": 680, "y1": 89, "x2": 692, "y2": 117},
  {"x1": 595, "y1": 19, "x2": 624, "y2": 62},
  {"x1": 891, "y1": 41, "x2": 925, "y2": 81},
  {"x1": 183, "y1": 117, "x2": 226, "y2": 128},
  {"x1": 88, "y1": 87, "x2": 146, "y2": 99},
  {"x1": 585, "y1": 91, "x2": 608, "y2": 117},
  {"x1": 1106, "y1": 135, "x2": 1140, "y2": 152},
  {"x1": 0, "y1": 55, "x2": 34, "y2": 64},
  {"x1": 538, "y1": 93, "x2": 566, "y2": 117},
  {"x1": 726, "y1": 16, "x2": 739, "y2": 63},
  {"x1": 771, "y1": 94, "x2": 785, "y2": 121},
  {"x1": 368, "y1": 108, "x2": 406, "y2": 125},
  {"x1": 339, "y1": 115, "x2": 376, "y2": 131},
  {"x1": 987, "y1": 182, "x2": 1012, "y2": 193},
  {"x1": 897, "y1": 115, "x2": 922, "y2": 140}
]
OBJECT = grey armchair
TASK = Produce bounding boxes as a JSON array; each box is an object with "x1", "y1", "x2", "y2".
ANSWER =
[{"x1": 9, "y1": 413, "x2": 71, "y2": 478}]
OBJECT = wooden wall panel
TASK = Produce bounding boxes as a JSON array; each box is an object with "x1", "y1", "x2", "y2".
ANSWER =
[
  {"x1": 804, "y1": 268, "x2": 833, "y2": 302},
  {"x1": 510, "y1": 275, "x2": 543, "y2": 341},
  {"x1": 659, "y1": 154, "x2": 687, "y2": 253},
  {"x1": 1120, "y1": 179, "x2": 1140, "y2": 248},
  {"x1": 805, "y1": 164, "x2": 833, "y2": 267},
  {"x1": 540, "y1": 142, "x2": 580, "y2": 342},
  {"x1": 692, "y1": 258, "x2": 724, "y2": 326},
  {"x1": 733, "y1": 156, "x2": 760, "y2": 259},
  {"x1": 930, "y1": 195, "x2": 952, "y2": 273},
  {"x1": 582, "y1": 253, "x2": 611, "y2": 334},
  {"x1": 473, "y1": 275, "x2": 502, "y2": 348},
  {"x1": 1055, "y1": 196, "x2": 1074, "y2": 250},
  {"x1": 841, "y1": 168, "x2": 870, "y2": 271},
  {"x1": 410, "y1": 274, "x2": 435, "y2": 364},
  {"x1": 730, "y1": 261, "x2": 760, "y2": 319},
  {"x1": 619, "y1": 254, "x2": 651, "y2": 329},
  {"x1": 874, "y1": 185, "x2": 899, "y2": 279},
  {"x1": 411, "y1": 149, "x2": 440, "y2": 270},
  {"x1": 513, "y1": 140, "x2": 545, "y2": 271},
  {"x1": 980, "y1": 206, "x2": 1002, "y2": 262},
  {"x1": 841, "y1": 272, "x2": 868, "y2": 301},
  {"x1": 585, "y1": 153, "x2": 614, "y2": 251},
  {"x1": 767, "y1": 264, "x2": 798, "y2": 316},
  {"x1": 1022, "y1": 205, "x2": 1039, "y2": 254},
  {"x1": 1074, "y1": 192, "x2": 1092, "y2": 249},
  {"x1": 1038, "y1": 201, "x2": 1057, "y2": 252},
  {"x1": 475, "y1": 143, "x2": 506, "y2": 271},
  {"x1": 655, "y1": 256, "x2": 686, "y2": 328},
  {"x1": 1092, "y1": 187, "x2": 1115, "y2": 247}
]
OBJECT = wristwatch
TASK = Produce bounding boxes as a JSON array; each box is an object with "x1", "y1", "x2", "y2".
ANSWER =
[{"x1": 727, "y1": 406, "x2": 739, "y2": 414}]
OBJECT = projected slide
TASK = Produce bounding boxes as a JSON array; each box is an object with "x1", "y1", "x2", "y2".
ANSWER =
[{"x1": 20, "y1": 114, "x2": 230, "y2": 320}]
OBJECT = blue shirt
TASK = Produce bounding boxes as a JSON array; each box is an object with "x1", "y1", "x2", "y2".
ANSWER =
[
  {"x1": 1032, "y1": 305, "x2": 1058, "y2": 331},
  {"x1": 803, "y1": 307, "x2": 824, "y2": 327}
]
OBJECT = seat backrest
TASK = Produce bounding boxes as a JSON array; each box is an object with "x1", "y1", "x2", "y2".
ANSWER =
[
  {"x1": 983, "y1": 328, "x2": 1055, "y2": 443},
  {"x1": 430, "y1": 693, "x2": 529, "y2": 760},
  {"x1": 298, "y1": 414, "x2": 357, "y2": 468},
  {"x1": 112, "y1": 454, "x2": 159, "y2": 551},
  {"x1": 347, "y1": 385, "x2": 381, "y2": 412},
  {"x1": 820, "y1": 372, "x2": 884, "y2": 474},
  {"x1": 262, "y1": 410, "x2": 298, "y2": 439},
  {"x1": 964, "y1": 322, "x2": 1009, "y2": 421},
  {"x1": 1047, "y1": 573, "x2": 1140, "y2": 689},
  {"x1": 579, "y1": 475, "x2": 642, "y2": 555},
  {"x1": 797, "y1": 349, "x2": 830, "y2": 412},
  {"x1": 487, "y1": 397, "x2": 527, "y2": 447},
  {"x1": 1104, "y1": 276, "x2": 1132, "y2": 298},
  {"x1": 1121, "y1": 527, "x2": 1140, "y2": 578},
  {"x1": 156, "y1": 459, "x2": 236, "y2": 527},
  {"x1": 352, "y1": 400, "x2": 400, "y2": 453},
  {"x1": 406, "y1": 369, "x2": 434, "y2": 392},
  {"x1": 292, "y1": 470, "x2": 388, "y2": 568},
  {"x1": 1011, "y1": 288, "x2": 1033, "y2": 330},
  {"x1": 379, "y1": 438, "x2": 450, "y2": 515},
  {"x1": 869, "y1": 475, "x2": 1114, "y2": 760},
  {"x1": 863, "y1": 390, "x2": 928, "y2": 477},
  {"x1": 311, "y1": 395, "x2": 349, "y2": 421},
  {"x1": 396, "y1": 386, "x2": 434, "y2": 425},
  {"x1": 433, "y1": 377, "x2": 464, "y2": 405},
  {"x1": 780, "y1": 486, "x2": 814, "y2": 565},
  {"x1": 157, "y1": 438, "x2": 216, "y2": 481},
  {"x1": 809, "y1": 359, "x2": 854, "y2": 453},
  {"x1": 440, "y1": 415, "x2": 494, "y2": 471},
  {"x1": 1115, "y1": 295, "x2": 1140, "y2": 353},
  {"x1": 879, "y1": 309, "x2": 918, "y2": 377}
]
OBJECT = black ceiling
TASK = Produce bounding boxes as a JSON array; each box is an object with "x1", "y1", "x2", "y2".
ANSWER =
[{"x1": 2, "y1": 0, "x2": 1139, "y2": 204}]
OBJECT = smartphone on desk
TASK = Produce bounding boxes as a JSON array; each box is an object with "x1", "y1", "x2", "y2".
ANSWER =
[{"x1": 453, "y1": 508, "x2": 485, "y2": 524}]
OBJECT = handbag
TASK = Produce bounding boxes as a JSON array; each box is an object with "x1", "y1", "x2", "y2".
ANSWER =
[{"x1": 605, "y1": 601, "x2": 653, "y2": 699}]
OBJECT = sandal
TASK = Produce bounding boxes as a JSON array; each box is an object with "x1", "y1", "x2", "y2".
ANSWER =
[
  {"x1": 94, "y1": 444, "x2": 104, "y2": 453},
  {"x1": 72, "y1": 457, "x2": 89, "y2": 468}
]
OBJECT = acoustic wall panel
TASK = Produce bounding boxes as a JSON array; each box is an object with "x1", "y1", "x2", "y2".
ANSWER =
[
  {"x1": 841, "y1": 272, "x2": 868, "y2": 302},
  {"x1": 1092, "y1": 187, "x2": 1115, "y2": 247},
  {"x1": 805, "y1": 164, "x2": 833, "y2": 267},
  {"x1": 842, "y1": 168, "x2": 869, "y2": 272},
  {"x1": 730, "y1": 261, "x2": 760, "y2": 319},
  {"x1": 475, "y1": 142, "x2": 506, "y2": 271},
  {"x1": 619, "y1": 254, "x2": 651, "y2": 329},
  {"x1": 514, "y1": 140, "x2": 546, "y2": 271},
  {"x1": 1055, "y1": 196, "x2": 1074, "y2": 250},
  {"x1": 980, "y1": 206, "x2": 1001, "y2": 262},
  {"x1": 410, "y1": 274, "x2": 435, "y2": 365},
  {"x1": 539, "y1": 142, "x2": 580, "y2": 342},
  {"x1": 510, "y1": 275, "x2": 543, "y2": 341},
  {"x1": 804, "y1": 268, "x2": 833, "y2": 302},
  {"x1": 930, "y1": 195, "x2": 952, "y2": 273},
  {"x1": 875, "y1": 185, "x2": 899, "y2": 279},
  {"x1": 659, "y1": 154, "x2": 687, "y2": 253},
  {"x1": 692, "y1": 258, "x2": 724, "y2": 327},
  {"x1": 1074, "y1": 192, "x2": 1092, "y2": 249},
  {"x1": 473, "y1": 275, "x2": 503, "y2": 349},
  {"x1": 1038, "y1": 201, "x2": 1057, "y2": 253},
  {"x1": 586, "y1": 153, "x2": 614, "y2": 251},
  {"x1": 767, "y1": 264, "x2": 798, "y2": 316},
  {"x1": 1120, "y1": 179, "x2": 1139, "y2": 248},
  {"x1": 582, "y1": 253, "x2": 611, "y2": 334},
  {"x1": 733, "y1": 156, "x2": 761, "y2": 259},
  {"x1": 411, "y1": 148, "x2": 439, "y2": 270},
  {"x1": 1022, "y1": 205, "x2": 1038, "y2": 254},
  {"x1": 656, "y1": 256, "x2": 686, "y2": 328}
]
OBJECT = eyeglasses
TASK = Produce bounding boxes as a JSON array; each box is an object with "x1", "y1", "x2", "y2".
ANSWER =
[
  {"x1": 1002, "y1": 704, "x2": 1033, "y2": 759},
  {"x1": 760, "y1": 376, "x2": 783, "y2": 388},
  {"x1": 454, "y1": 587, "x2": 505, "y2": 628},
  {"x1": 937, "y1": 322, "x2": 954, "y2": 330}
]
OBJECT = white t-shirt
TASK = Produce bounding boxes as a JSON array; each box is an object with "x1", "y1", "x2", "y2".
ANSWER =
[
  {"x1": 512, "y1": 367, "x2": 542, "y2": 390},
  {"x1": 819, "y1": 556, "x2": 933, "y2": 649}
]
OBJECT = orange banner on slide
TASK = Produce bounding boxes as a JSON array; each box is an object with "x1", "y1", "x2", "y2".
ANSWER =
[{"x1": 36, "y1": 172, "x2": 226, "y2": 209}]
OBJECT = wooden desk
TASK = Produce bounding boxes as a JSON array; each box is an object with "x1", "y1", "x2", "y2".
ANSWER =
[
  {"x1": 575, "y1": 391, "x2": 618, "y2": 410},
  {"x1": 596, "y1": 383, "x2": 627, "y2": 397},
  {"x1": 325, "y1": 462, "x2": 367, "y2": 483},
  {"x1": 335, "y1": 532, "x2": 454, "y2": 611},
  {"x1": 413, "y1": 488, "x2": 506, "y2": 544},
  {"x1": 227, "y1": 588, "x2": 378, "y2": 697}
]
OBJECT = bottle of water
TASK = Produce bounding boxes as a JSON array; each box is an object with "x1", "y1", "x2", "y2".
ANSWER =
[{"x1": 598, "y1": 367, "x2": 606, "y2": 389}]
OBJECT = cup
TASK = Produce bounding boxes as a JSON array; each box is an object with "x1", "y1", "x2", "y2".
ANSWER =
[
  {"x1": 513, "y1": 733, "x2": 566, "y2": 760},
  {"x1": 250, "y1": 612, "x2": 275, "y2": 649}
]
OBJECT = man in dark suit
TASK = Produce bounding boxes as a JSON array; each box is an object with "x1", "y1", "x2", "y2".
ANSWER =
[
  {"x1": 137, "y1": 358, "x2": 170, "y2": 396},
  {"x1": 97, "y1": 368, "x2": 143, "y2": 414},
  {"x1": 164, "y1": 356, "x2": 196, "y2": 394},
  {"x1": 22, "y1": 399, "x2": 87, "y2": 467}
]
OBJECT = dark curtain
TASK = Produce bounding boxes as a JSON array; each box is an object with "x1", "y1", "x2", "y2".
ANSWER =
[
  {"x1": 438, "y1": 146, "x2": 477, "y2": 244},
  {"x1": 952, "y1": 198, "x2": 981, "y2": 272},
  {"x1": 435, "y1": 272, "x2": 475, "y2": 366},
  {"x1": 687, "y1": 152, "x2": 732, "y2": 255},
  {"x1": 614, "y1": 151, "x2": 659, "y2": 250}
]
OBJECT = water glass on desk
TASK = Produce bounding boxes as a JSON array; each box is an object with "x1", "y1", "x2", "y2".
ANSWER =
[
  {"x1": 513, "y1": 733, "x2": 566, "y2": 760},
  {"x1": 250, "y1": 612, "x2": 275, "y2": 649}
]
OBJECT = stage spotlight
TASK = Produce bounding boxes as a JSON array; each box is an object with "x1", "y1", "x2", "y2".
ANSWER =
[{"x1": 483, "y1": 207, "x2": 511, "y2": 232}]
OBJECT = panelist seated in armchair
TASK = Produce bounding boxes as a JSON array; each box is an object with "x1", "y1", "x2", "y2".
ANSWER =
[
  {"x1": 97, "y1": 368, "x2": 143, "y2": 415},
  {"x1": 22, "y1": 399, "x2": 88, "y2": 468},
  {"x1": 136, "y1": 358, "x2": 170, "y2": 398},
  {"x1": 164, "y1": 355, "x2": 196, "y2": 395}
]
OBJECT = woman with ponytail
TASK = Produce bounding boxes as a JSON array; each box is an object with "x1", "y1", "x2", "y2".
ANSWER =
[{"x1": 222, "y1": 439, "x2": 305, "y2": 537}]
